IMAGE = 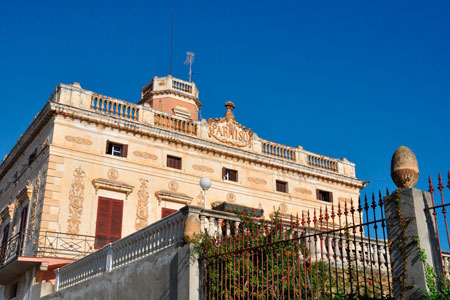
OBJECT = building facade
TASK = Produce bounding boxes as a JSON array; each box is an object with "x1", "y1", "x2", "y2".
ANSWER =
[{"x1": 0, "y1": 75, "x2": 365, "y2": 299}]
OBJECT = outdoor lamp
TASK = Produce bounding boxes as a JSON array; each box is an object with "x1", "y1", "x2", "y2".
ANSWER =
[{"x1": 199, "y1": 177, "x2": 212, "y2": 209}]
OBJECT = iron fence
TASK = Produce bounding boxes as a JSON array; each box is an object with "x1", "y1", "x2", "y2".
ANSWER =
[{"x1": 200, "y1": 194, "x2": 392, "y2": 299}]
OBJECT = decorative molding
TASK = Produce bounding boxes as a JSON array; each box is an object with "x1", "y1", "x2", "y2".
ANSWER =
[
  {"x1": 192, "y1": 164, "x2": 214, "y2": 173},
  {"x1": 279, "y1": 202, "x2": 288, "y2": 213},
  {"x1": 133, "y1": 151, "x2": 157, "y2": 160},
  {"x1": 196, "y1": 191, "x2": 204, "y2": 206},
  {"x1": 155, "y1": 190, "x2": 193, "y2": 205},
  {"x1": 28, "y1": 171, "x2": 41, "y2": 240},
  {"x1": 65, "y1": 135, "x2": 93, "y2": 145},
  {"x1": 135, "y1": 179, "x2": 149, "y2": 230},
  {"x1": 248, "y1": 177, "x2": 267, "y2": 185},
  {"x1": 67, "y1": 166, "x2": 86, "y2": 235},
  {"x1": 16, "y1": 182, "x2": 33, "y2": 205},
  {"x1": 338, "y1": 197, "x2": 352, "y2": 203},
  {"x1": 168, "y1": 181, "x2": 179, "y2": 192},
  {"x1": 92, "y1": 178, "x2": 134, "y2": 199},
  {"x1": 107, "y1": 168, "x2": 119, "y2": 181},
  {"x1": 0, "y1": 202, "x2": 14, "y2": 224},
  {"x1": 226, "y1": 192, "x2": 236, "y2": 203},
  {"x1": 295, "y1": 187, "x2": 312, "y2": 195}
]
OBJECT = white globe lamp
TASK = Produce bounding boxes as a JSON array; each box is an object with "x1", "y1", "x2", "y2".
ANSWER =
[{"x1": 199, "y1": 177, "x2": 212, "y2": 209}]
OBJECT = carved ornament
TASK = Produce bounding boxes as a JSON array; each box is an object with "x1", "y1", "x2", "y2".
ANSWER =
[
  {"x1": 28, "y1": 171, "x2": 41, "y2": 240},
  {"x1": 168, "y1": 181, "x2": 179, "y2": 192},
  {"x1": 279, "y1": 202, "x2": 288, "y2": 213},
  {"x1": 338, "y1": 197, "x2": 352, "y2": 203},
  {"x1": 247, "y1": 177, "x2": 267, "y2": 185},
  {"x1": 16, "y1": 182, "x2": 34, "y2": 205},
  {"x1": 135, "y1": 179, "x2": 149, "y2": 230},
  {"x1": 193, "y1": 164, "x2": 214, "y2": 173},
  {"x1": 196, "y1": 191, "x2": 205, "y2": 206},
  {"x1": 92, "y1": 178, "x2": 134, "y2": 199},
  {"x1": 65, "y1": 135, "x2": 93, "y2": 145},
  {"x1": 67, "y1": 166, "x2": 86, "y2": 235},
  {"x1": 226, "y1": 192, "x2": 236, "y2": 203},
  {"x1": 0, "y1": 204, "x2": 14, "y2": 223},
  {"x1": 208, "y1": 102, "x2": 252, "y2": 148},
  {"x1": 107, "y1": 168, "x2": 119, "y2": 181},
  {"x1": 133, "y1": 151, "x2": 157, "y2": 160},
  {"x1": 156, "y1": 190, "x2": 193, "y2": 205}
]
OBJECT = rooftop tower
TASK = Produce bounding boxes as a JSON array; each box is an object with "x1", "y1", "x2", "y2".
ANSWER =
[{"x1": 139, "y1": 75, "x2": 201, "y2": 120}]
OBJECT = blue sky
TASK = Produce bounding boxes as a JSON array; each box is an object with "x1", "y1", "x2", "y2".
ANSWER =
[{"x1": 1, "y1": 1, "x2": 450, "y2": 237}]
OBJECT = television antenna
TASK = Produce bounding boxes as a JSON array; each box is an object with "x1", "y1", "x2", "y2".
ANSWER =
[{"x1": 184, "y1": 52, "x2": 195, "y2": 82}]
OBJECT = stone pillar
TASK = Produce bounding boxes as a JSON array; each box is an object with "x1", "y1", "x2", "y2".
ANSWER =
[
  {"x1": 385, "y1": 146, "x2": 443, "y2": 299},
  {"x1": 385, "y1": 188, "x2": 442, "y2": 299}
]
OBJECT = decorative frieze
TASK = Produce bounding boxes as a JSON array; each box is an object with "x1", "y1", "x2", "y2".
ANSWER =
[
  {"x1": 65, "y1": 135, "x2": 93, "y2": 145},
  {"x1": 192, "y1": 164, "x2": 214, "y2": 173},
  {"x1": 67, "y1": 166, "x2": 86, "y2": 235},
  {"x1": 295, "y1": 187, "x2": 312, "y2": 195},
  {"x1": 247, "y1": 177, "x2": 267, "y2": 185},
  {"x1": 135, "y1": 179, "x2": 149, "y2": 230},
  {"x1": 133, "y1": 151, "x2": 157, "y2": 160},
  {"x1": 155, "y1": 190, "x2": 193, "y2": 205},
  {"x1": 226, "y1": 192, "x2": 236, "y2": 203}
]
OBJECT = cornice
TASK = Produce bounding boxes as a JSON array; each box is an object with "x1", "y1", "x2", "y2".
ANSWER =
[{"x1": 51, "y1": 102, "x2": 366, "y2": 189}]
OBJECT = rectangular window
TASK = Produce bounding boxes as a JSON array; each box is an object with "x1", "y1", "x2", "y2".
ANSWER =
[
  {"x1": 95, "y1": 197, "x2": 123, "y2": 249},
  {"x1": 106, "y1": 141, "x2": 128, "y2": 158},
  {"x1": 222, "y1": 167, "x2": 238, "y2": 182},
  {"x1": 167, "y1": 155, "x2": 182, "y2": 170},
  {"x1": 276, "y1": 180, "x2": 288, "y2": 193},
  {"x1": 316, "y1": 189, "x2": 333, "y2": 202},
  {"x1": 28, "y1": 148, "x2": 37, "y2": 166},
  {"x1": 161, "y1": 208, "x2": 178, "y2": 219}
]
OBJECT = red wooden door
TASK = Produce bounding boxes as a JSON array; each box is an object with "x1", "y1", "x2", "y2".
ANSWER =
[{"x1": 95, "y1": 197, "x2": 123, "y2": 249}]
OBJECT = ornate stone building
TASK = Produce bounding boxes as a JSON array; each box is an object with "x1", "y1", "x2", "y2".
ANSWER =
[{"x1": 0, "y1": 75, "x2": 365, "y2": 299}]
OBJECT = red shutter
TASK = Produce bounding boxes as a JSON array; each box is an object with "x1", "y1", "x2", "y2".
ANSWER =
[
  {"x1": 95, "y1": 198, "x2": 111, "y2": 248},
  {"x1": 110, "y1": 200, "x2": 123, "y2": 241},
  {"x1": 329, "y1": 192, "x2": 333, "y2": 203},
  {"x1": 162, "y1": 208, "x2": 177, "y2": 219},
  {"x1": 222, "y1": 167, "x2": 226, "y2": 179},
  {"x1": 122, "y1": 144, "x2": 128, "y2": 158},
  {"x1": 19, "y1": 205, "x2": 28, "y2": 234},
  {"x1": 1, "y1": 224, "x2": 9, "y2": 257}
]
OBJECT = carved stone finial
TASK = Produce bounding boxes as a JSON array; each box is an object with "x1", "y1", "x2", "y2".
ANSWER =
[
  {"x1": 224, "y1": 101, "x2": 235, "y2": 120},
  {"x1": 391, "y1": 146, "x2": 419, "y2": 188}
]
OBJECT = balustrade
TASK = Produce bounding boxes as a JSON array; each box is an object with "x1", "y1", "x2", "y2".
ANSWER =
[
  {"x1": 307, "y1": 154, "x2": 338, "y2": 172},
  {"x1": 154, "y1": 113, "x2": 197, "y2": 136},
  {"x1": 172, "y1": 79, "x2": 192, "y2": 93},
  {"x1": 261, "y1": 141, "x2": 296, "y2": 161},
  {"x1": 90, "y1": 94, "x2": 139, "y2": 121}
]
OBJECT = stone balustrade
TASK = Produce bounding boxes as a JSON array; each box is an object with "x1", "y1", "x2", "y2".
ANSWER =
[
  {"x1": 90, "y1": 94, "x2": 139, "y2": 121},
  {"x1": 261, "y1": 140, "x2": 296, "y2": 162},
  {"x1": 172, "y1": 79, "x2": 193, "y2": 94},
  {"x1": 307, "y1": 153, "x2": 339, "y2": 172},
  {"x1": 442, "y1": 251, "x2": 450, "y2": 280},
  {"x1": 154, "y1": 112, "x2": 197, "y2": 136}
]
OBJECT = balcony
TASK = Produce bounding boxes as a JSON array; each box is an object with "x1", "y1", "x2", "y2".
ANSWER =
[{"x1": 0, "y1": 231, "x2": 101, "y2": 284}]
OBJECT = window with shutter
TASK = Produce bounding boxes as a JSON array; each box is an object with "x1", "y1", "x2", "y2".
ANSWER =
[
  {"x1": 106, "y1": 141, "x2": 128, "y2": 158},
  {"x1": 276, "y1": 180, "x2": 288, "y2": 193},
  {"x1": 161, "y1": 208, "x2": 177, "y2": 219},
  {"x1": 95, "y1": 197, "x2": 123, "y2": 249},
  {"x1": 222, "y1": 167, "x2": 238, "y2": 182},
  {"x1": 167, "y1": 155, "x2": 182, "y2": 170},
  {"x1": 316, "y1": 190, "x2": 333, "y2": 202}
]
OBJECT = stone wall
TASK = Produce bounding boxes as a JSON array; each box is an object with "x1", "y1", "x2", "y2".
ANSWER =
[{"x1": 41, "y1": 244, "x2": 198, "y2": 300}]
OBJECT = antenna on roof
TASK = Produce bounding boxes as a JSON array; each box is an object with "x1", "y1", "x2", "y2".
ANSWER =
[
  {"x1": 184, "y1": 51, "x2": 195, "y2": 82},
  {"x1": 169, "y1": 9, "x2": 174, "y2": 75}
]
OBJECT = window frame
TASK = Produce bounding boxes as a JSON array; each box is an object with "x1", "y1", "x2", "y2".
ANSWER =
[
  {"x1": 275, "y1": 180, "x2": 288, "y2": 193},
  {"x1": 316, "y1": 189, "x2": 333, "y2": 203},
  {"x1": 94, "y1": 197, "x2": 124, "y2": 249},
  {"x1": 222, "y1": 167, "x2": 238, "y2": 182},
  {"x1": 106, "y1": 141, "x2": 128, "y2": 158},
  {"x1": 167, "y1": 155, "x2": 182, "y2": 170}
]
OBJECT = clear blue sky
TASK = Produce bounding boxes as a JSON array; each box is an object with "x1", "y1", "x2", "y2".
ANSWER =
[{"x1": 1, "y1": 1, "x2": 450, "y2": 218}]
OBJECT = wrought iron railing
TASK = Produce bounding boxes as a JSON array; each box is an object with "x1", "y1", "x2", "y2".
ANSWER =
[{"x1": 0, "y1": 231, "x2": 100, "y2": 266}]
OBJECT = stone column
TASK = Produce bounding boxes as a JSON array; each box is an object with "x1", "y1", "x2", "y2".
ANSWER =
[{"x1": 385, "y1": 146, "x2": 443, "y2": 300}]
